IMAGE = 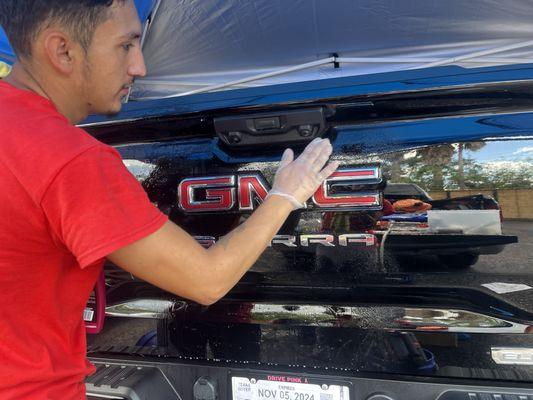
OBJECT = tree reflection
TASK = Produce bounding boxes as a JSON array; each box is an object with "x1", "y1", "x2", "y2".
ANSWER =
[{"x1": 383, "y1": 141, "x2": 532, "y2": 192}]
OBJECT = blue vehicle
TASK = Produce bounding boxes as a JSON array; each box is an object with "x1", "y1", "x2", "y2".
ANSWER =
[{"x1": 3, "y1": 1, "x2": 533, "y2": 399}]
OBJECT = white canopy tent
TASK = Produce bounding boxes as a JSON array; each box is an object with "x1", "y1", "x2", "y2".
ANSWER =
[{"x1": 132, "y1": 0, "x2": 533, "y2": 100}]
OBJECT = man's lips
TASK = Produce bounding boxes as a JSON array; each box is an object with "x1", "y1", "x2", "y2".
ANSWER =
[{"x1": 119, "y1": 84, "x2": 133, "y2": 95}]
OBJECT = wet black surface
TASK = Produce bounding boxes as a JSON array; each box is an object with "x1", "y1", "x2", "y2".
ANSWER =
[
  {"x1": 400, "y1": 221, "x2": 533, "y2": 313},
  {"x1": 87, "y1": 93, "x2": 533, "y2": 385}
]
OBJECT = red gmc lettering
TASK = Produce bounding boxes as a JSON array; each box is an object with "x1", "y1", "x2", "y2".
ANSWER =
[
  {"x1": 178, "y1": 176, "x2": 235, "y2": 212},
  {"x1": 312, "y1": 167, "x2": 382, "y2": 208},
  {"x1": 238, "y1": 174, "x2": 269, "y2": 211},
  {"x1": 178, "y1": 167, "x2": 381, "y2": 212}
]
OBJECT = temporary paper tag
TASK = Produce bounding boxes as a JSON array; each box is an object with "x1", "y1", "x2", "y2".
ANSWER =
[{"x1": 482, "y1": 282, "x2": 532, "y2": 294}]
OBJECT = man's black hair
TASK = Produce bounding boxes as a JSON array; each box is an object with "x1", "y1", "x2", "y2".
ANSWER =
[{"x1": 0, "y1": 0, "x2": 125, "y2": 59}]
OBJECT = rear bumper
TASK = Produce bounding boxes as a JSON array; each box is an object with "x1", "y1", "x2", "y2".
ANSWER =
[{"x1": 86, "y1": 354, "x2": 533, "y2": 400}]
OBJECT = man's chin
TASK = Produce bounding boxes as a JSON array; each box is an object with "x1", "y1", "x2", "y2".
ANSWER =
[
  {"x1": 91, "y1": 102, "x2": 123, "y2": 117},
  {"x1": 103, "y1": 109, "x2": 122, "y2": 117}
]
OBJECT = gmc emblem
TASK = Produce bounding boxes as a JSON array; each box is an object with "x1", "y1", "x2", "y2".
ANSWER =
[{"x1": 178, "y1": 166, "x2": 382, "y2": 213}]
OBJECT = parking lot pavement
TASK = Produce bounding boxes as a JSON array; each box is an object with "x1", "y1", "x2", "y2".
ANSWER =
[
  {"x1": 398, "y1": 220, "x2": 532, "y2": 274},
  {"x1": 405, "y1": 220, "x2": 533, "y2": 314},
  {"x1": 474, "y1": 220, "x2": 533, "y2": 274}
]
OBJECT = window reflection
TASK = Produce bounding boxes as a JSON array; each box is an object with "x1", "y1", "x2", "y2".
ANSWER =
[
  {"x1": 258, "y1": 139, "x2": 532, "y2": 276},
  {"x1": 382, "y1": 140, "x2": 533, "y2": 194},
  {"x1": 374, "y1": 139, "x2": 531, "y2": 270}
]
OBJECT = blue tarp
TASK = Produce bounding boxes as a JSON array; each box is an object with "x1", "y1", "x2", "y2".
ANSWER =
[
  {"x1": 0, "y1": 27, "x2": 13, "y2": 64},
  {"x1": 0, "y1": 0, "x2": 154, "y2": 64}
]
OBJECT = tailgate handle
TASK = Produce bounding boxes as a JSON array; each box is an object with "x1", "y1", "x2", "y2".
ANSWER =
[
  {"x1": 214, "y1": 107, "x2": 326, "y2": 148},
  {"x1": 254, "y1": 116, "x2": 281, "y2": 131}
]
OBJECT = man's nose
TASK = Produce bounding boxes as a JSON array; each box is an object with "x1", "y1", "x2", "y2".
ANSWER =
[{"x1": 128, "y1": 48, "x2": 147, "y2": 78}]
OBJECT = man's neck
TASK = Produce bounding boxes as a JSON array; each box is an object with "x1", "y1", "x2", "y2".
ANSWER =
[{"x1": 4, "y1": 63, "x2": 87, "y2": 125}]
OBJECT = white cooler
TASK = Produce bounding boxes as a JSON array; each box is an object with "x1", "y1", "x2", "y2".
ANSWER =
[{"x1": 427, "y1": 210, "x2": 502, "y2": 235}]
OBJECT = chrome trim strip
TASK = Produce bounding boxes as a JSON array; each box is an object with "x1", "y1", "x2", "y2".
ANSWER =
[
  {"x1": 105, "y1": 299, "x2": 187, "y2": 319},
  {"x1": 86, "y1": 394, "x2": 125, "y2": 399},
  {"x1": 106, "y1": 300, "x2": 532, "y2": 332},
  {"x1": 491, "y1": 347, "x2": 533, "y2": 365}
]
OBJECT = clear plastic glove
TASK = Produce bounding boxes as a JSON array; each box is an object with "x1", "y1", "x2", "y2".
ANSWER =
[{"x1": 268, "y1": 138, "x2": 339, "y2": 209}]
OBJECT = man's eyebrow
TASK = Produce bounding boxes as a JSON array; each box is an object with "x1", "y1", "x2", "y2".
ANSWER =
[{"x1": 119, "y1": 31, "x2": 142, "y2": 40}]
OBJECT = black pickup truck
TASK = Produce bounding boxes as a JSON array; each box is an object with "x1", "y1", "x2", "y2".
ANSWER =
[
  {"x1": 61, "y1": 1, "x2": 533, "y2": 399},
  {"x1": 80, "y1": 62, "x2": 533, "y2": 398}
]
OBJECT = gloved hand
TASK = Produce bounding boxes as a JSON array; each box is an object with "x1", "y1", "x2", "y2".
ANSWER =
[{"x1": 268, "y1": 138, "x2": 339, "y2": 209}]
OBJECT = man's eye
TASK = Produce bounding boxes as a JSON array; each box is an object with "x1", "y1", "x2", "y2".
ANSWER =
[{"x1": 122, "y1": 43, "x2": 133, "y2": 51}]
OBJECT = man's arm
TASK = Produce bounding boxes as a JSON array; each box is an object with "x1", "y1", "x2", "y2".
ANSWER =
[
  {"x1": 107, "y1": 138, "x2": 338, "y2": 305},
  {"x1": 108, "y1": 196, "x2": 292, "y2": 305}
]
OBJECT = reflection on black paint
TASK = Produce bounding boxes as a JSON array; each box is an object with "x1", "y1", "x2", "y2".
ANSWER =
[{"x1": 95, "y1": 137, "x2": 533, "y2": 382}]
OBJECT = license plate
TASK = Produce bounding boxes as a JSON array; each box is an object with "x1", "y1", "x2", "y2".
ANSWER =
[{"x1": 232, "y1": 376, "x2": 350, "y2": 400}]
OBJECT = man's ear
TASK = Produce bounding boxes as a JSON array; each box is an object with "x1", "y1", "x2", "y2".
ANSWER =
[{"x1": 42, "y1": 30, "x2": 78, "y2": 74}]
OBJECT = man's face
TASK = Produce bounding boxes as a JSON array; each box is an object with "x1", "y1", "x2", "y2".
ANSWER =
[{"x1": 78, "y1": 0, "x2": 146, "y2": 115}]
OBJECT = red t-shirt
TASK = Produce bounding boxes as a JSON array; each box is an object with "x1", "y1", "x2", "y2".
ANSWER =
[{"x1": 0, "y1": 81, "x2": 168, "y2": 399}]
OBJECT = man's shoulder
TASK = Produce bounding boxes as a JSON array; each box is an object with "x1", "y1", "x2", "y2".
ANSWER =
[
  {"x1": 1, "y1": 84, "x2": 98, "y2": 152},
  {"x1": 0, "y1": 87, "x2": 109, "y2": 201}
]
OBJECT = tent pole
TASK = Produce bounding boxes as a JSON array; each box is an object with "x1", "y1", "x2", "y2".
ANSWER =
[
  {"x1": 163, "y1": 57, "x2": 336, "y2": 98},
  {"x1": 413, "y1": 40, "x2": 533, "y2": 69},
  {"x1": 338, "y1": 57, "x2": 533, "y2": 64}
]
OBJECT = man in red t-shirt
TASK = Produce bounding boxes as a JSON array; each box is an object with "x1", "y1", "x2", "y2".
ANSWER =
[{"x1": 0, "y1": 1, "x2": 338, "y2": 398}]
